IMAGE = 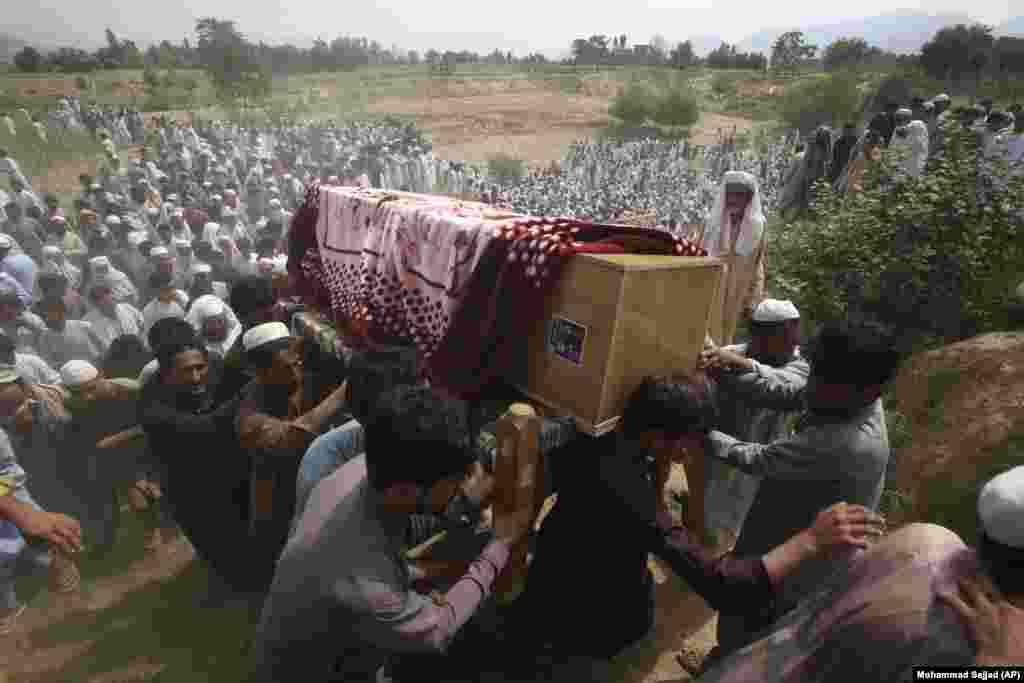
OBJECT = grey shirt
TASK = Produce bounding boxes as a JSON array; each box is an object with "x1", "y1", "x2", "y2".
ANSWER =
[
  {"x1": 709, "y1": 399, "x2": 890, "y2": 652},
  {"x1": 255, "y1": 454, "x2": 510, "y2": 683}
]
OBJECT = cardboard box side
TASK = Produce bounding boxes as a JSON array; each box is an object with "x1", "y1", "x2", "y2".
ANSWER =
[
  {"x1": 599, "y1": 262, "x2": 724, "y2": 424},
  {"x1": 577, "y1": 253, "x2": 722, "y2": 273},
  {"x1": 516, "y1": 256, "x2": 622, "y2": 426}
]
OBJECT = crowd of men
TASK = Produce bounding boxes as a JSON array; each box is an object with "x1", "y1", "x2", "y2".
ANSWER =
[
  {"x1": 778, "y1": 94, "x2": 1024, "y2": 212},
  {"x1": 0, "y1": 101, "x2": 1019, "y2": 683}
]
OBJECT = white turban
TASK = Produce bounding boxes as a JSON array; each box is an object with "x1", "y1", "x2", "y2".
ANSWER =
[
  {"x1": 60, "y1": 360, "x2": 99, "y2": 387},
  {"x1": 702, "y1": 171, "x2": 766, "y2": 257}
]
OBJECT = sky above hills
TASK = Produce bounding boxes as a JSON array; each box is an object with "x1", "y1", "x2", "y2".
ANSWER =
[{"x1": 4, "y1": 0, "x2": 1018, "y2": 59}]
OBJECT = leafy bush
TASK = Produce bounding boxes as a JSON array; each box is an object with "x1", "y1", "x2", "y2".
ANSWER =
[
  {"x1": 775, "y1": 70, "x2": 863, "y2": 133},
  {"x1": 650, "y1": 88, "x2": 700, "y2": 128},
  {"x1": 74, "y1": 76, "x2": 92, "y2": 91},
  {"x1": 14, "y1": 46, "x2": 44, "y2": 73},
  {"x1": 771, "y1": 126, "x2": 1024, "y2": 346},
  {"x1": 486, "y1": 154, "x2": 526, "y2": 183},
  {"x1": 711, "y1": 72, "x2": 739, "y2": 96},
  {"x1": 609, "y1": 83, "x2": 658, "y2": 125},
  {"x1": 867, "y1": 75, "x2": 915, "y2": 112}
]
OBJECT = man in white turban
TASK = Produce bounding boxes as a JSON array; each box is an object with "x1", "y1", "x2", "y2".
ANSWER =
[
  {"x1": 698, "y1": 171, "x2": 767, "y2": 347},
  {"x1": 185, "y1": 295, "x2": 241, "y2": 359}
]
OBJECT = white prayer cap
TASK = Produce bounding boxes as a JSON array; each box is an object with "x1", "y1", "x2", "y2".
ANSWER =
[
  {"x1": 42, "y1": 245, "x2": 62, "y2": 258},
  {"x1": 51, "y1": 214, "x2": 67, "y2": 224},
  {"x1": 752, "y1": 299, "x2": 800, "y2": 323},
  {"x1": 89, "y1": 255, "x2": 111, "y2": 269},
  {"x1": 150, "y1": 246, "x2": 170, "y2": 258},
  {"x1": 105, "y1": 214, "x2": 121, "y2": 226},
  {"x1": 224, "y1": 189, "x2": 237, "y2": 197},
  {"x1": 934, "y1": 93, "x2": 951, "y2": 103},
  {"x1": 978, "y1": 466, "x2": 1024, "y2": 548},
  {"x1": 173, "y1": 238, "x2": 191, "y2": 249},
  {"x1": 269, "y1": 186, "x2": 281, "y2": 195},
  {"x1": 204, "y1": 221, "x2": 219, "y2": 233},
  {"x1": 222, "y1": 207, "x2": 236, "y2": 218},
  {"x1": 192, "y1": 295, "x2": 224, "y2": 320},
  {"x1": 139, "y1": 358, "x2": 160, "y2": 385},
  {"x1": 211, "y1": 194, "x2": 223, "y2": 202},
  {"x1": 268, "y1": 198, "x2": 282, "y2": 209},
  {"x1": 146, "y1": 207, "x2": 160, "y2": 216},
  {"x1": 60, "y1": 360, "x2": 99, "y2": 387},
  {"x1": 127, "y1": 231, "x2": 148, "y2": 247},
  {"x1": 243, "y1": 321, "x2": 290, "y2": 353},
  {"x1": 191, "y1": 262, "x2": 212, "y2": 276},
  {"x1": 203, "y1": 181, "x2": 213, "y2": 188},
  {"x1": 283, "y1": 174, "x2": 293, "y2": 180},
  {"x1": 0, "y1": 236, "x2": 12, "y2": 250}
]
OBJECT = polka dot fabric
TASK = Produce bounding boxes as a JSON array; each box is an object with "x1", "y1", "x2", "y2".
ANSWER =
[{"x1": 289, "y1": 185, "x2": 708, "y2": 360}]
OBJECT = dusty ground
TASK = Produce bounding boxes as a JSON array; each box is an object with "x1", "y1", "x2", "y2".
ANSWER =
[
  {"x1": 733, "y1": 80, "x2": 786, "y2": 98},
  {"x1": 365, "y1": 88, "x2": 758, "y2": 168},
  {"x1": 7, "y1": 77, "x2": 82, "y2": 98}
]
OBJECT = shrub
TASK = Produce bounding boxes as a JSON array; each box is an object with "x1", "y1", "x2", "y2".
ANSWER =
[
  {"x1": 650, "y1": 88, "x2": 700, "y2": 129},
  {"x1": 775, "y1": 70, "x2": 863, "y2": 133},
  {"x1": 486, "y1": 154, "x2": 526, "y2": 183},
  {"x1": 74, "y1": 76, "x2": 91, "y2": 91},
  {"x1": 711, "y1": 72, "x2": 739, "y2": 96},
  {"x1": 13, "y1": 46, "x2": 44, "y2": 73},
  {"x1": 609, "y1": 83, "x2": 659, "y2": 125},
  {"x1": 771, "y1": 125, "x2": 1024, "y2": 346}
]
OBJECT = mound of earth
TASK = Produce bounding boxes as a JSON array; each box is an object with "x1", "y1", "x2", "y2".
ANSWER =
[
  {"x1": 13, "y1": 78, "x2": 81, "y2": 98},
  {"x1": 110, "y1": 80, "x2": 146, "y2": 97},
  {"x1": 887, "y1": 332, "x2": 1024, "y2": 528},
  {"x1": 734, "y1": 80, "x2": 785, "y2": 98}
]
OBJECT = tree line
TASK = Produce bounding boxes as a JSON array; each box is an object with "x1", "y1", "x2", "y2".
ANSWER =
[{"x1": 10, "y1": 20, "x2": 553, "y2": 76}]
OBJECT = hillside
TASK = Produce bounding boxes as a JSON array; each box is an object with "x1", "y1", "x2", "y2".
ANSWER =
[
  {"x1": 738, "y1": 11, "x2": 977, "y2": 55},
  {"x1": 0, "y1": 33, "x2": 29, "y2": 63}
]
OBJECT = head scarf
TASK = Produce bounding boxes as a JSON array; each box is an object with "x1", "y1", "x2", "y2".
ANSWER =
[
  {"x1": 0, "y1": 253, "x2": 37, "y2": 300},
  {"x1": 702, "y1": 171, "x2": 765, "y2": 257},
  {"x1": 87, "y1": 255, "x2": 137, "y2": 305},
  {"x1": 184, "y1": 294, "x2": 242, "y2": 355}
]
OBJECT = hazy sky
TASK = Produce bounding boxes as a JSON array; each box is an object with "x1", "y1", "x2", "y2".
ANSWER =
[{"x1": 5, "y1": 0, "x2": 1016, "y2": 57}]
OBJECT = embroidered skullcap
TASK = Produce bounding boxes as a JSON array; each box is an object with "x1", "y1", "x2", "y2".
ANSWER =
[
  {"x1": 60, "y1": 360, "x2": 99, "y2": 387},
  {"x1": 243, "y1": 321, "x2": 290, "y2": 353},
  {"x1": 978, "y1": 466, "x2": 1024, "y2": 548},
  {"x1": 752, "y1": 299, "x2": 800, "y2": 323}
]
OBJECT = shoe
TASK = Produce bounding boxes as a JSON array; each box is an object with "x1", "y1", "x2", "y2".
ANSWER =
[{"x1": 0, "y1": 603, "x2": 27, "y2": 636}]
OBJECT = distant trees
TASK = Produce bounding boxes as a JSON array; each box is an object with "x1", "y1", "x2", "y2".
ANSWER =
[
  {"x1": 13, "y1": 46, "x2": 44, "y2": 73},
  {"x1": 822, "y1": 37, "x2": 884, "y2": 71},
  {"x1": 705, "y1": 43, "x2": 767, "y2": 70},
  {"x1": 771, "y1": 31, "x2": 817, "y2": 74},
  {"x1": 920, "y1": 24, "x2": 995, "y2": 84},
  {"x1": 668, "y1": 41, "x2": 698, "y2": 70},
  {"x1": 195, "y1": 17, "x2": 270, "y2": 104}
]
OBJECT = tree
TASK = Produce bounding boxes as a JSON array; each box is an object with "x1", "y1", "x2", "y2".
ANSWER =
[
  {"x1": 823, "y1": 37, "x2": 882, "y2": 71},
  {"x1": 13, "y1": 46, "x2": 44, "y2": 73},
  {"x1": 195, "y1": 18, "x2": 269, "y2": 106},
  {"x1": 669, "y1": 41, "x2": 697, "y2": 69},
  {"x1": 407, "y1": 50, "x2": 420, "y2": 65},
  {"x1": 919, "y1": 24, "x2": 995, "y2": 85},
  {"x1": 771, "y1": 31, "x2": 817, "y2": 73},
  {"x1": 649, "y1": 35, "x2": 668, "y2": 62}
]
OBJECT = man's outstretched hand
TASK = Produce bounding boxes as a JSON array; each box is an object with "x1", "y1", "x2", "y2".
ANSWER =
[
  {"x1": 940, "y1": 573, "x2": 1024, "y2": 665},
  {"x1": 808, "y1": 502, "x2": 886, "y2": 554},
  {"x1": 22, "y1": 510, "x2": 84, "y2": 557}
]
